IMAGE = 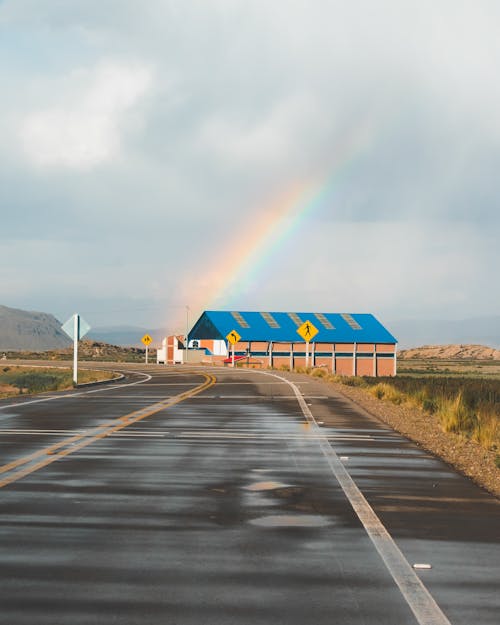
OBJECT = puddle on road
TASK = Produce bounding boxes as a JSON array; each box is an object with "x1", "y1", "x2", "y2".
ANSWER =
[
  {"x1": 249, "y1": 514, "x2": 332, "y2": 528},
  {"x1": 244, "y1": 481, "x2": 288, "y2": 492},
  {"x1": 0, "y1": 412, "x2": 17, "y2": 422}
]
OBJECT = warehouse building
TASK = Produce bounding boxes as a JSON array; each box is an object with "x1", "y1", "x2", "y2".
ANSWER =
[{"x1": 188, "y1": 310, "x2": 398, "y2": 376}]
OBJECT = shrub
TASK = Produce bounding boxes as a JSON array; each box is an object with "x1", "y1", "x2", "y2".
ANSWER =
[
  {"x1": 369, "y1": 383, "x2": 386, "y2": 399},
  {"x1": 437, "y1": 392, "x2": 474, "y2": 435},
  {"x1": 473, "y1": 407, "x2": 499, "y2": 449},
  {"x1": 339, "y1": 376, "x2": 366, "y2": 387},
  {"x1": 311, "y1": 368, "x2": 327, "y2": 378}
]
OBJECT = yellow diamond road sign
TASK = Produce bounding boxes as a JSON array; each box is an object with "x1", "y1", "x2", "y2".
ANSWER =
[
  {"x1": 296, "y1": 320, "x2": 319, "y2": 342},
  {"x1": 226, "y1": 329, "x2": 241, "y2": 345},
  {"x1": 141, "y1": 334, "x2": 153, "y2": 346}
]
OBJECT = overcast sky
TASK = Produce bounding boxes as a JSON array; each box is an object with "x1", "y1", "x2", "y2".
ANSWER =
[{"x1": 1, "y1": 0, "x2": 499, "y2": 333}]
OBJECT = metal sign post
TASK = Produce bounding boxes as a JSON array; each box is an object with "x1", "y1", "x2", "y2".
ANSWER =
[
  {"x1": 141, "y1": 334, "x2": 153, "y2": 364},
  {"x1": 226, "y1": 329, "x2": 241, "y2": 368},
  {"x1": 73, "y1": 314, "x2": 79, "y2": 384},
  {"x1": 296, "y1": 320, "x2": 319, "y2": 370},
  {"x1": 62, "y1": 314, "x2": 91, "y2": 385}
]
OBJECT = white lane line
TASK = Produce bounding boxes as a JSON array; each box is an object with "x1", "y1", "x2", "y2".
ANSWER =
[
  {"x1": 173, "y1": 431, "x2": 373, "y2": 441},
  {"x1": 189, "y1": 395, "x2": 319, "y2": 400},
  {"x1": 0, "y1": 428, "x2": 168, "y2": 438},
  {"x1": 109, "y1": 432, "x2": 166, "y2": 438},
  {"x1": 0, "y1": 429, "x2": 85, "y2": 436},
  {"x1": 0, "y1": 373, "x2": 152, "y2": 410},
  {"x1": 260, "y1": 371, "x2": 452, "y2": 625},
  {"x1": 133, "y1": 382, "x2": 208, "y2": 387},
  {"x1": 83, "y1": 395, "x2": 173, "y2": 399}
]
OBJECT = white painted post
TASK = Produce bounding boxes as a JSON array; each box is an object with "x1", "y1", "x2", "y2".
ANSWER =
[
  {"x1": 373, "y1": 344, "x2": 377, "y2": 377},
  {"x1": 305, "y1": 341, "x2": 309, "y2": 368},
  {"x1": 232, "y1": 342, "x2": 235, "y2": 367},
  {"x1": 393, "y1": 348, "x2": 397, "y2": 376},
  {"x1": 145, "y1": 345, "x2": 149, "y2": 365},
  {"x1": 73, "y1": 314, "x2": 78, "y2": 385},
  {"x1": 268, "y1": 341, "x2": 273, "y2": 368},
  {"x1": 353, "y1": 342, "x2": 357, "y2": 376},
  {"x1": 185, "y1": 305, "x2": 189, "y2": 363}
]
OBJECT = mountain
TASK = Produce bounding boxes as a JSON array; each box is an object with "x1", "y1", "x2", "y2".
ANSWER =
[
  {"x1": 387, "y1": 317, "x2": 500, "y2": 349},
  {"x1": 0, "y1": 304, "x2": 71, "y2": 351}
]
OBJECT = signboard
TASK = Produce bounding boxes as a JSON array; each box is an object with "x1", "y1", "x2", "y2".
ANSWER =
[
  {"x1": 62, "y1": 314, "x2": 91, "y2": 341},
  {"x1": 296, "y1": 320, "x2": 319, "y2": 342},
  {"x1": 141, "y1": 334, "x2": 153, "y2": 346},
  {"x1": 226, "y1": 329, "x2": 241, "y2": 345}
]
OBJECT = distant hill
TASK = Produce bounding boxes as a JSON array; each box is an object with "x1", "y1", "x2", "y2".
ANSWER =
[
  {"x1": 399, "y1": 344, "x2": 500, "y2": 360},
  {"x1": 3, "y1": 339, "x2": 147, "y2": 362},
  {"x1": 0, "y1": 304, "x2": 71, "y2": 351},
  {"x1": 88, "y1": 326, "x2": 166, "y2": 347}
]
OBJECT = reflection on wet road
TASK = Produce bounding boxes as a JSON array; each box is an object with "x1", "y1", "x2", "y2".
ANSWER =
[{"x1": 0, "y1": 365, "x2": 498, "y2": 625}]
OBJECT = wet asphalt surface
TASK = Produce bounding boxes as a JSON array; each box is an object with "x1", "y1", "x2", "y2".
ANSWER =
[{"x1": 0, "y1": 365, "x2": 498, "y2": 624}]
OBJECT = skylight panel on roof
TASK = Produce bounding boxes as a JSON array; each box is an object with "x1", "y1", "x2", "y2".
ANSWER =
[
  {"x1": 315, "y1": 313, "x2": 335, "y2": 330},
  {"x1": 341, "y1": 313, "x2": 362, "y2": 330},
  {"x1": 287, "y1": 312, "x2": 303, "y2": 326},
  {"x1": 260, "y1": 312, "x2": 280, "y2": 328},
  {"x1": 231, "y1": 311, "x2": 250, "y2": 328}
]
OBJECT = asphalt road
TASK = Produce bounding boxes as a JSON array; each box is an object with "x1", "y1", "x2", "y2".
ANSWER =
[{"x1": 0, "y1": 365, "x2": 498, "y2": 625}]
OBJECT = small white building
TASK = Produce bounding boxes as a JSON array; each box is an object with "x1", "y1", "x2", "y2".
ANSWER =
[
  {"x1": 157, "y1": 336, "x2": 209, "y2": 365},
  {"x1": 156, "y1": 336, "x2": 185, "y2": 364}
]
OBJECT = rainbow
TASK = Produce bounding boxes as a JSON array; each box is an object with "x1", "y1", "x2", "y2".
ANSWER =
[{"x1": 180, "y1": 123, "x2": 374, "y2": 325}]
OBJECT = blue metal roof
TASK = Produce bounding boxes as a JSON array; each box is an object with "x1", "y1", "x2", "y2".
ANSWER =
[{"x1": 189, "y1": 311, "x2": 397, "y2": 344}]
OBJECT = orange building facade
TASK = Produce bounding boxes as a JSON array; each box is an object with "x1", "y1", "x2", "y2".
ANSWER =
[{"x1": 188, "y1": 311, "x2": 398, "y2": 376}]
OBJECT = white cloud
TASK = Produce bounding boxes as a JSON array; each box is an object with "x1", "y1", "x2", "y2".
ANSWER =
[
  {"x1": 19, "y1": 61, "x2": 153, "y2": 169},
  {"x1": 2, "y1": 1, "x2": 500, "y2": 326},
  {"x1": 218, "y1": 219, "x2": 494, "y2": 320},
  {"x1": 197, "y1": 93, "x2": 320, "y2": 167}
]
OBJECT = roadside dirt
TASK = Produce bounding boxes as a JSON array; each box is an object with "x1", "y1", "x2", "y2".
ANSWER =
[
  {"x1": 0, "y1": 383, "x2": 19, "y2": 397},
  {"x1": 327, "y1": 380, "x2": 500, "y2": 499}
]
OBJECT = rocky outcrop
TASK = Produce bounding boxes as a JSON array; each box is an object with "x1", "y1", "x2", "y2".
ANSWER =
[{"x1": 399, "y1": 344, "x2": 500, "y2": 360}]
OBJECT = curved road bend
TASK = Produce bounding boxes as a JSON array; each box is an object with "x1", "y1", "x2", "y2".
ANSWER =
[{"x1": 0, "y1": 365, "x2": 498, "y2": 625}]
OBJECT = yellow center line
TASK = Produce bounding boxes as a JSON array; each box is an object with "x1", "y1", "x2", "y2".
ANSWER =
[{"x1": 0, "y1": 373, "x2": 216, "y2": 489}]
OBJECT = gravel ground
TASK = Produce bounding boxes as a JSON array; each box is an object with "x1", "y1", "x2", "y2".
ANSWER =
[{"x1": 327, "y1": 379, "x2": 500, "y2": 499}]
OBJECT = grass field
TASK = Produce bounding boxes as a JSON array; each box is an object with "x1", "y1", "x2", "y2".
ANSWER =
[
  {"x1": 0, "y1": 366, "x2": 117, "y2": 398},
  {"x1": 397, "y1": 357, "x2": 500, "y2": 378}
]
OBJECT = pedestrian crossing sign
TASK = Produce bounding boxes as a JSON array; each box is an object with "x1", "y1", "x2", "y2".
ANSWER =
[{"x1": 296, "y1": 320, "x2": 318, "y2": 342}]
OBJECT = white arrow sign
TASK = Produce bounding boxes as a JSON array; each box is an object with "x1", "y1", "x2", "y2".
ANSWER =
[{"x1": 62, "y1": 314, "x2": 91, "y2": 341}]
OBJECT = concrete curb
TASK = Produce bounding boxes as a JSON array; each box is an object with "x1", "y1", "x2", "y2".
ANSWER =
[{"x1": 76, "y1": 372, "x2": 125, "y2": 388}]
